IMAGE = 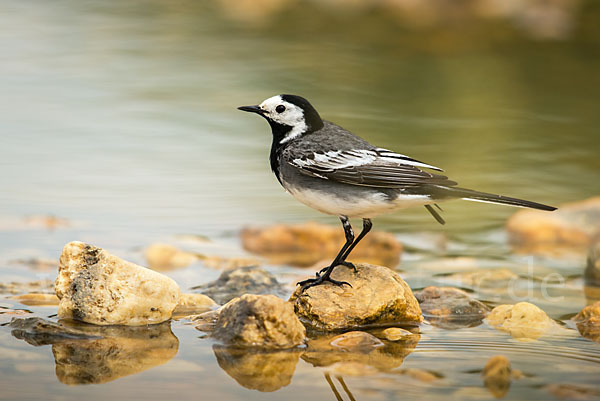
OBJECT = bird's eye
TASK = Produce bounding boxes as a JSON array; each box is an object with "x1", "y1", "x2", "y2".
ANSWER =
[{"x1": 276, "y1": 105, "x2": 286, "y2": 113}]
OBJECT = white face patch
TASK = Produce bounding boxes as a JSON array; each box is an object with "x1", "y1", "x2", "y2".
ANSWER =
[{"x1": 259, "y1": 95, "x2": 308, "y2": 144}]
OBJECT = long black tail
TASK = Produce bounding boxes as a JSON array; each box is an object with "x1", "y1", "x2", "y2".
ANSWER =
[{"x1": 443, "y1": 187, "x2": 557, "y2": 211}]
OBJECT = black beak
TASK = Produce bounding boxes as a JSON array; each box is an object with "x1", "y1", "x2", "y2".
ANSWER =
[{"x1": 237, "y1": 105, "x2": 265, "y2": 115}]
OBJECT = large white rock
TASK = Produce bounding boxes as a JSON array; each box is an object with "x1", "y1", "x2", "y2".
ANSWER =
[{"x1": 56, "y1": 241, "x2": 180, "y2": 326}]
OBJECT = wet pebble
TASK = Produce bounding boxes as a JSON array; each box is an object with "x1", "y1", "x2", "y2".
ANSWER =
[
  {"x1": 241, "y1": 222, "x2": 402, "y2": 267},
  {"x1": 193, "y1": 265, "x2": 284, "y2": 304},
  {"x1": 213, "y1": 294, "x2": 305, "y2": 349},
  {"x1": 290, "y1": 263, "x2": 422, "y2": 331},
  {"x1": 172, "y1": 293, "x2": 216, "y2": 316},
  {"x1": 9, "y1": 317, "x2": 101, "y2": 346},
  {"x1": 414, "y1": 286, "x2": 490, "y2": 329},
  {"x1": 145, "y1": 243, "x2": 198, "y2": 270},
  {"x1": 9, "y1": 293, "x2": 59, "y2": 306},
  {"x1": 381, "y1": 327, "x2": 417, "y2": 341},
  {"x1": 486, "y1": 302, "x2": 555, "y2": 340},
  {"x1": 56, "y1": 241, "x2": 180, "y2": 326},
  {"x1": 573, "y1": 300, "x2": 600, "y2": 342}
]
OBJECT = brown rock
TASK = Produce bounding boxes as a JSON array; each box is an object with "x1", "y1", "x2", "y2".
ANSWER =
[
  {"x1": 193, "y1": 265, "x2": 284, "y2": 304},
  {"x1": 145, "y1": 243, "x2": 198, "y2": 270},
  {"x1": 290, "y1": 263, "x2": 422, "y2": 331},
  {"x1": 9, "y1": 293, "x2": 59, "y2": 306},
  {"x1": 213, "y1": 345, "x2": 301, "y2": 392},
  {"x1": 573, "y1": 300, "x2": 600, "y2": 342},
  {"x1": 440, "y1": 269, "x2": 518, "y2": 289},
  {"x1": 213, "y1": 294, "x2": 305, "y2": 348},
  {"x1": 172, "y1": 293, "x2": 216, "y2": 317},
  {"x1": 486, "y1": 302, "x2": 555, "y2": 340},
  {"x1": 0, "y1": 280, "x2": 54, "y2": 295},
  {"x1": 302, "y1": 330, "x2": 419, "y2": 373},
  {"x1": 414, "y1": 286, "x2": 490, "y2": 329},
  {"x1": 506, "y1": 196, "x2": 600, "y2": 256},
  {"x1": 482, "y1": 355, "x2": 512, "y2": 398},
  {"x1": 9, "y1": 317, "x2": 101, "y2": 346},
  {"x1": 241, "y1": 222, "x2": 402, "y2": 267},
  {"x1": 584, "y1": 241, "x2": 600, "y2": 286},
  {"x1": 56, "y1": 241, "x2": 180, "y2": 326},
  {"x1": 380, "y1": 327, "x2": 417, "y2": 341}
]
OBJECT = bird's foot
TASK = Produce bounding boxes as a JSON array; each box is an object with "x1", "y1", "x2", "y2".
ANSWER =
[
  {"x1": 318, "y1": 261, "x2": 356, "y2": 275},
  {"x1": 297, "y1": 274, "x2": 352, "y2": 293}
]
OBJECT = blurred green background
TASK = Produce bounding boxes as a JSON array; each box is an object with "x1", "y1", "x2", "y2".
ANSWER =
[{"x1": 1, "y1": 0, "x2": 599, "y2": 239}]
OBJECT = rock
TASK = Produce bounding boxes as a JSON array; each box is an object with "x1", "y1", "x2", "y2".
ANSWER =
[
  {"x1": 213, "y1": 294, "x2": 305, "y2": 348},
  {"x1": 573, "y1": 300, "x2": 600, "y2": 342},
  {"x1": 145, "y1": 243, "x2": 198, "y2": 270},
  {"x1": 9, "y1": 293, "x2": 59, "y2": 306},
  {"x1": 398, "y1": 368, "x2": 440, "y2": 383},
  {"x1": 329, "y1": 331, "x2": 384, "y2": 351},
  {"x1": 482, "y1": 355, "x2": 513, "y2": 398},
  {"x1": 506, "y1": 196, "x2": 600, "y2": 256},
  {"x1": 213, "y1": 345, "x2": 301, "y2": 392},
  {"x1": 172, "y1": 293, "x2": 216, "y2": 317},
  {"x1": 546, "y1": 384, "x2": 600, "y2": 400},
  {"x1": 241, "y1": 222, "x2": 402, "y2": 268},
  {"x1": 414, "y1": 286, "x2": 490, "y2": 329},
  {"x1": 192, "y1": 265, "x2": 284, "y2": 304},
  {"x1": 9, "y1": 317, "x2": 101, "y2": 346},
  {"x1": 55, "y1": 241, "x2": 181, "y2": 326},
  {"x1": 52, "y1": 322, "x2": 178, "y2": 385},
  {"x1": 290, "y1": 263, "x2": 422, "y2": 331},
  {"x1": 0, "y1": 307, "x2": 33, "y2": 324},
  {"x1": 302, "y1": 330, "x2": 419, "y2": 373},
  {"x1": 380, "y1": 327, "x2": 417, "y2": 341},
  {"x1": 192, "y1": 310, "x2": 220, "y2": 332},
  {"x1": 486, "y1": 302, "x2": 555, "y2": 340},
  {"x1": 438, "y1": 269, "x2": 518, "y2": 289},
  {"x1": 198, "y1": 254, "x2": 263, "y2": 270},
  {"x1": 0, "y1": 280, "x2": 54, "y2": 295},
  {"x1": 9, "y1": 258, "x2": 58, "y2": 271},
  {"x1": 584, "y1": 241, "x2": 600, "y2": 286}
]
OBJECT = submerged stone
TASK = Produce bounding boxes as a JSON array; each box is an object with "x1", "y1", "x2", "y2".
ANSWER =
[
  {"x1": 438, "y1": 269, "x2": 518, "y2": 289},
  {"x1": 486, "y1": 302, "x2": 555, "y2": 340},
  {"x1": 145, "y1": 243, "x2": 198, "y2": 270},
  {"x1": 584, "y1": 241, "x2": 600, "y2": 286},
  {"x1": 414, "y1": 286, "x2": 490, "y2": 329},
  {"x1": 241, "y1": 222, "x2": 402, "y2": 268},
  {"x1": 0, "y1": 280, "x2": 54, "y2": 295},
  {"x1": 573, "y1": 300, "x2": 600, "y2": 342},
  {"x1": 56, "y1": 241, "x2": 180, "y2": 326},
  {"x1": 193, "y1": 265, "x2": 284, "y2": 304},
  {"x1": 506, "y1": 196, "x2": 600, "y2": 257},
  {"x1": 9, "y1": 293, "x2": 59, "y2": 306},
  {"x1": 9, "y1": 317, "x2": 101, "y2": 346},
  {"x1": 172, "y1": 293, "x2": 216, "y2": 317},
  {"x1": 213, "y1": 294, "x2": 305, "y2": 349},
  {"x1": 213, "y1": 345, "x2": 301, "y2": 392},
  {"x1": 290, "y1": 263, "x2": 422, "y2": 331}
]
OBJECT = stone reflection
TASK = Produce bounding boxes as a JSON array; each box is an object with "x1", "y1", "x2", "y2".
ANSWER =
[
  {"x1": 53, "y1": 321, "x2": 179, "y2": 385},
  {"x1": 213, "y1": 345, "x2": 302, "y2": 392},
  {"x1": 302, "y1": 330, "x2": 420, "y2": 373},
  {"x1": 10, "y1": 317, "x2": 178, "y2": 385}
]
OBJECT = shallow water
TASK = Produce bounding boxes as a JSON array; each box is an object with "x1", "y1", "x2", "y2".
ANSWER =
[{"x1": 1, "y1": 1, "x2": 600, "y2": 400}]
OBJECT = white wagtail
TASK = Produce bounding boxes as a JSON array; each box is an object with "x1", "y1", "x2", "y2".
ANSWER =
[{"x1": 238, "y1": 94, "x2": 556, "y2": 291}]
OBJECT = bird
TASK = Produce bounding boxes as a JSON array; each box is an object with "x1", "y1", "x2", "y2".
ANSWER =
[{"x1": 238, "y1": 94, "x2": 556, "y2": 292}]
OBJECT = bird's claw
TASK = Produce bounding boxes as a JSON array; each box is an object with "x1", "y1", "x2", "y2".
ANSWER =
[{"x1": 297, "y1": 275, "x2": 352, "y2": 293}]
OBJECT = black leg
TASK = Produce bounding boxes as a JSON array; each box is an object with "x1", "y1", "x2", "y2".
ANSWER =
[
  {"x1": 297, "y1": 216, "x2": 355, "y2": 291},
  {"x1": 340, "y1": 218, "x2": 372, "y2": 262}
]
